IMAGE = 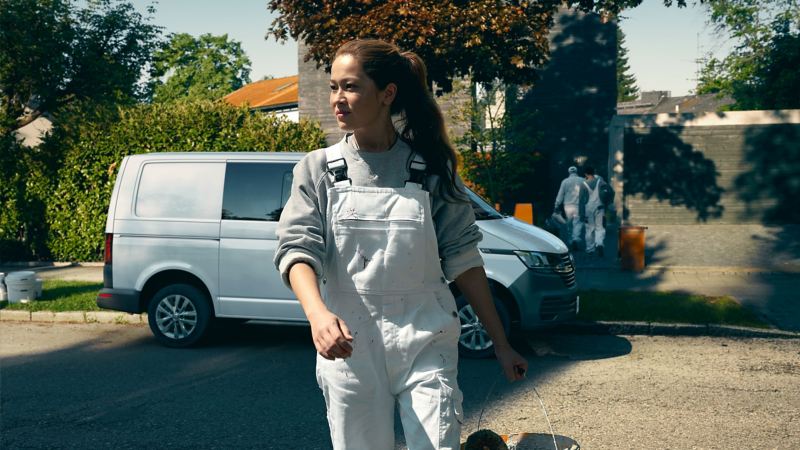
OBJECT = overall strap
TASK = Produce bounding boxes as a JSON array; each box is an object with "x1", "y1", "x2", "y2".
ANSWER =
[
  {"x1": 405, "y1": 152, "x2": 427, "y2": 190},
  {"x1": 325, "y1": 143, "x2": 351, "y2": 187}
]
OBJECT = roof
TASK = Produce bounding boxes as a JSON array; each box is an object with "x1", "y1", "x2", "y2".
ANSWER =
[
  {"x1": 224, "y1": 75, "x2": 298, "y2": 111},
  {"x1": 617, "y1": 90, "x2": 734, "y2": 115},
  {"x1": 649, "y1": 94, "x2": 734, "y2": 114}
]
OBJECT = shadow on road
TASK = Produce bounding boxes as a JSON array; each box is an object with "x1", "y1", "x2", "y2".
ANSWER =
[{"x1": 1, "y1": 323, "x2": 631, "y2": 449}]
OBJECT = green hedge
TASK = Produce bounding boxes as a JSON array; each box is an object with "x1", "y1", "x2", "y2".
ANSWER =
[
  {"x1": 0, "y1": 129, "x2": 59, "y2": 260},
  {"x1": 2, "y1": 100, "x2": 326, "y2": 262}
]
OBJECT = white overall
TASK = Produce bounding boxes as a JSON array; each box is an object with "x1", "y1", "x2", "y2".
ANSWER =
[
  {"x1": 316, "y1": 144, "x2": 464, "y2": 450},
  {"x1": 583, "y1": 178, "x2": 606, "y2": 253}
]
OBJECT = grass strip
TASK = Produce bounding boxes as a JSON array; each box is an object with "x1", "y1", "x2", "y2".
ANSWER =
[
  {"x1": 0, "y1": 281, "x2": 771, "y2": 329},
  {"x1": 578, "y1": 289, "x2": 770, "y2": 328},
  {"x1": 2, "y1": 280, "x2": 102, "y2": 312}
]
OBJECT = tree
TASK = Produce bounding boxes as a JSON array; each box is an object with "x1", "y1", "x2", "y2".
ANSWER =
[
  {"x1": 445, "y1": 80, "x2": 540, "y2": 206},
  {"x1": 267, "y1": 1, "x2": 689, "y2": 91},
  {"x1": 744, "y1": 29, "x2": 800, "y2": 109},
  {"x1": 150, "y1": 33, "x2": 253, "y2": 103},
  {"x1": 696, "y1": 0, "x2": 800, "y2": 109},
  {"x1": 616, "y1": 26, "x2": 639, "y2": 101},
  {"x1": 0, "y1": 0, "x2": 162, "y2": 132}
]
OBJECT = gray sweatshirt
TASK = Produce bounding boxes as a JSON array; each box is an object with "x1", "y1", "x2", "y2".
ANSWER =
[{"x1": 274, "y1": 135, "x2": 484, "y2": 288}]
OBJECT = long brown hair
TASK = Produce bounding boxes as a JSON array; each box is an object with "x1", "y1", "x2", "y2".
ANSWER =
[{"x1": 334, "y1": 39, "x2": 466, "y2": 201}]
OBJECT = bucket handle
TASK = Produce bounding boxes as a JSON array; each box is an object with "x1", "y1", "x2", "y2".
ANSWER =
[{"x1": 476, "y1": 370, "x2": 559, "y2": 450}]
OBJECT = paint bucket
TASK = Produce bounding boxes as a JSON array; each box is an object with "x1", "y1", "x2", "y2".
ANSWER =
[{"x1": 6, "y1": 271, "x2": 37, "y2": 303}]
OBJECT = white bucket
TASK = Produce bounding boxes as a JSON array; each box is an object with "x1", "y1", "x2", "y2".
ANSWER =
[
  {"x1": 0, "y1": 272, "x2": 6, "y2": 301},
  {"x1": 6, "y1": 271, "x2": 37, "y2": 303},
  {"x1": 35, "y1": 278, "x2": 43, "y2": 298}
]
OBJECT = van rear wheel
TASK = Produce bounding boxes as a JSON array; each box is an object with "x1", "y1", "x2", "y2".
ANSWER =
[
  {"x1": 147, "y1": 284, "x2": 211, "y2": 348},
  {"x1": 455, "y1": 293, "x2": 511, "y2": 359}
]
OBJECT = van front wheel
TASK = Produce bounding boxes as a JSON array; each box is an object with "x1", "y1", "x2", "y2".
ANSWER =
[
  {"x1": 147, "y1": 284, "x2": 211, "y2": 348},
  {"x1": 455, "y1": 294, "x2": 510, "y2": 359}
]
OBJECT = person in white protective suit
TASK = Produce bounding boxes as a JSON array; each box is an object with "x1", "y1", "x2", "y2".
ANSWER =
[
  {"x1": 554, "y1": 166, "x2": 588, "y2": 252},
  {"x1": 274, "y1": 39, "x2": 528, "y2": 450},
  {"x1": 582, "y1": 166, "x2": 608, "y2": 256}
]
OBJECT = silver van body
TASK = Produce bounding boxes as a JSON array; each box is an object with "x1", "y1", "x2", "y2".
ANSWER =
[{"x1": 98, "y1": 152, "x2": 578, "y2": 353}]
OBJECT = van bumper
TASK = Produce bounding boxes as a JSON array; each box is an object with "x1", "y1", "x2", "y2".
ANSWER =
[
  {"x1": 97, "y1": 288, "x2": 142, "y2": 314},
  {"x1": 509, "y1": 270, "x2": 578, "y2": 330}
]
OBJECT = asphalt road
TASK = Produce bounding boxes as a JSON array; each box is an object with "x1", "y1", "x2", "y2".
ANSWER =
[{"x1": 1, "y1": 322, "x2": 798, "y2": 449}]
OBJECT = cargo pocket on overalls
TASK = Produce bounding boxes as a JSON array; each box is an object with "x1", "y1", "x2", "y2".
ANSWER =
[{"x1": 437, "y1": 373, "x2": 464, "y2": 449}]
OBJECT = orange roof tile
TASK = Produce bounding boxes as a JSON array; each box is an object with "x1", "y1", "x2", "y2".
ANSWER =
[{"x1": 224, "y1": 75, "x2": 298, "y2": 110}]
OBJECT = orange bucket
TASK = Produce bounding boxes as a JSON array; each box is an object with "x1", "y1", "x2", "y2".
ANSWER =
[{"x1": 618, "y1": 225, "x2": 647, "y2": 271}]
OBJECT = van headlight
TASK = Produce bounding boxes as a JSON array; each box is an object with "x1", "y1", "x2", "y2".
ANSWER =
[{"x1": 513, "y1": 251, "x2": 554, "y2": 270}]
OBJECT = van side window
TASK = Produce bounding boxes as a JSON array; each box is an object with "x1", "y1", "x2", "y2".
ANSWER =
[
  {"x1": 136, "y1": 162, "x2": 225, "y2": 219},
  {"x1": 222, "y1": 162, "x2": 295, "y2": 222}
]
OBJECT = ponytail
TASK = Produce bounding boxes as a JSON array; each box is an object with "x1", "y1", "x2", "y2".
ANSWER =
[{"x1": 335, "y1": 39, "x2": 466, "y2": 202}]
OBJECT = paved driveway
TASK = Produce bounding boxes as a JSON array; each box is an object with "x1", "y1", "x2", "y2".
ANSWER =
[{"x1": 2, "y1": 322, "x2": 798, "y2": 449}]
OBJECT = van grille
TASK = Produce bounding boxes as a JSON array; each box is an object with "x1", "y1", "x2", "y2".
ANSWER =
[
  {"x1": 540, "y1": 295, "x2": 578, "y2": 321},
  {"x1": 552, "y1": 253, "x2": 576, "y2": 288}
]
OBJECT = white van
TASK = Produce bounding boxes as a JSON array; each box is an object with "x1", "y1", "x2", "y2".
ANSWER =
[{"x1": 98, "y1": 152, "x2": 578, "y2": 357}]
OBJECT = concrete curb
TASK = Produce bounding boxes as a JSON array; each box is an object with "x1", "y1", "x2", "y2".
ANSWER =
[
  {"x1": 555, "y1": 321, "x2": 800, "y2": 339},
  {"x1": 1, "y1": 309, "x2": 146, "y2": 325},
  {"x1": 2, "y1": 309, "x2": 797, "y2": 339}
]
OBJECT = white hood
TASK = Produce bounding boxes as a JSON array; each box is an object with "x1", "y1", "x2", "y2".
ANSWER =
[{"x1": 476, "y1": 217, "x2": 568, "y2": 253}]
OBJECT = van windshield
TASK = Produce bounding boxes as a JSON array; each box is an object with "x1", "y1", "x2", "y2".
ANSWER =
[{"x1": 466, "y1": 189, "x2": 504, "y2": 220}]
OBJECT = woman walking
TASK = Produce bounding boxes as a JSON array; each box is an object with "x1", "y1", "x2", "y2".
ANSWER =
[{"x1": 274, "y1": 39, "x2": 527, "y2": 450}]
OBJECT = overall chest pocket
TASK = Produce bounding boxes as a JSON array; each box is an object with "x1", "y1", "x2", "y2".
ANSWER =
[{"x1": 332, "y1": 193, "x2": 427, "y2": 293}]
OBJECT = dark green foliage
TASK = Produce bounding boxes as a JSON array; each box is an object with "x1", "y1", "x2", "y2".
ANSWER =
[
  {"x1": 3, "y1": 101, "x2": 325, "y2": 262},
  {"x1": 696, "y1": 0, "x2": 800, "y2": 110},
  {"x1": 0, "y1": 0, "x2": 163, "y2": 132},
  {"x1": 0, "y1": 119, "x2": 63, "y2": 260},
  {"x1": 616, "y1": 26, "x2": 639, "y2": 102},
  {"x1": 732, "y1": 30, "x2": 800, "y2": 110},
  {"x1": 448, "y1": 81, "x2": 541, "y2": 206},
  {"x1": 267, "y1": 1, "x2": 685, "y2": 93},
  {"x1": 0, "y1": 131, "x2": 29, "y2": 259},
  {"x1": 150, "y1": 33, "x2": 252, "y2": 103}
]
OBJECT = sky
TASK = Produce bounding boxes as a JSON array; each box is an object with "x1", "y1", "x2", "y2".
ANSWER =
[{"x1": 133, "y1": 0, "x2": 734, "y2": 97}]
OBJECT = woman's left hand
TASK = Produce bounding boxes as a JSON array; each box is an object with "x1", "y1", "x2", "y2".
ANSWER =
[{"x1": 495, "y1": 345, "x2": 528, "y2": 382}]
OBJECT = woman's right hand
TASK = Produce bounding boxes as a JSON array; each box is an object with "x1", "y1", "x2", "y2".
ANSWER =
[{"x1": 308, "y1": 309, "x2": 354, "y2": 360}]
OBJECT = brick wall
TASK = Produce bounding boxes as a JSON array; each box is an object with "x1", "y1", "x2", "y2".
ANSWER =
[
  {"x1": 298, "y1": 41, "x2": 341, "y2": 145},
  {"x1": 609, "y1": 111, "x2": 800, "y2": 225}
]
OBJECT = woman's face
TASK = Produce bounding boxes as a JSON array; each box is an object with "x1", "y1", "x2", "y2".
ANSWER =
[{"x1": 329, "y1": 54, "x2": 395, "y2": 132}]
